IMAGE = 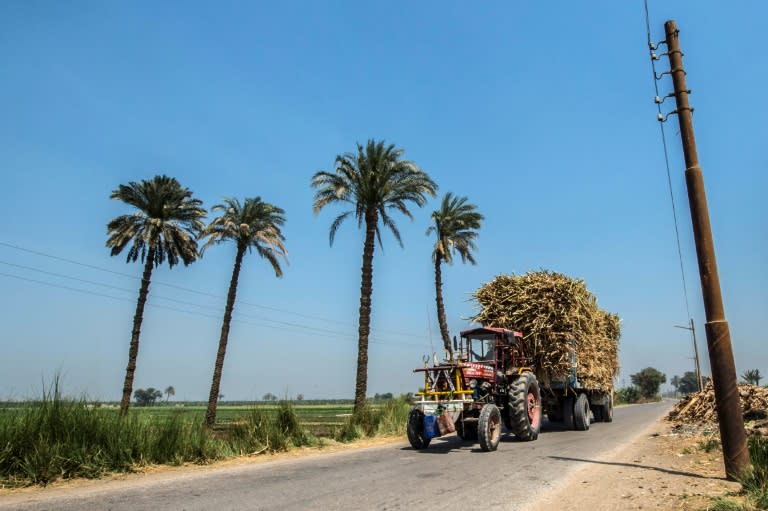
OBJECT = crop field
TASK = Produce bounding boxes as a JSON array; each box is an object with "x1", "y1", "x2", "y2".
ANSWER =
[
  {"x1": 130, "y1": 403, "x2": 355, "y2": 436},
  {"x1": 0, "y1": 402, "x2": 356, "y2": 437}
]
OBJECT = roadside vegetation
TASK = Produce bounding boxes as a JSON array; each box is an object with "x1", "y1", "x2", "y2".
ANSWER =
[
  {"x1": 703, "y1": 434, "x2": 768, "y2": 511},
  {"x1": 0, "y1": 384, "x2": 412, "y2": 488}
]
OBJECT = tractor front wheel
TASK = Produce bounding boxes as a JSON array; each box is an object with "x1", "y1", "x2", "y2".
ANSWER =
[
  {"x1": 478, "y1": 403, "x2": 502, "y2": 452},
  {"x1": 507, "y1": 371, "x2": 542, "y2": 441},
  {"x1": 407, "y1": 407, "x2": 430, "y2": 449}
]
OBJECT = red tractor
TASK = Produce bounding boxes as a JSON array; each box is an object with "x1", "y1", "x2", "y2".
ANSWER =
[{"x1": 407, "y1": 327, "x2": 542, "y2": 451}]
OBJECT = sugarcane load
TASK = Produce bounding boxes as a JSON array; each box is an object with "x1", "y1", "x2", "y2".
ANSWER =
[{"x1": 406, "y1": 270, "x2": 621, "y2": 451}]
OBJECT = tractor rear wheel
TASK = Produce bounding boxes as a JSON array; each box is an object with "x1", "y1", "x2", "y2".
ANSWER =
[
  {"x1": 507, "y1": 371, "x2": 542, "y2": 441},
  {"x1": 407, "y1": 408, "x2": 430, "y2": 449},
  {"x1": 574, "y1": 393, "x2": 590, "y2": 431},
  {"x1": 478, "y1": 404, "x2": 502, "y2": 452}
]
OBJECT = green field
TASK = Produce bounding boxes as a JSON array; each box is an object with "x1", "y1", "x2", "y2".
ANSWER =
[
  {"x1": 129, "y1": 403, "x2": 355, "y2": 436},
  {"x1": 0, "y1": 402, "x2": 360, "y2": 437}
]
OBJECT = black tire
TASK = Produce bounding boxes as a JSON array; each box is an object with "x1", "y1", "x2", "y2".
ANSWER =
[
  {"x1": 562, "y1": 396, "x2": 575, "y2": 430},
  {"x1": 478, "y1": 404, "x2": 502, "y2": 452},
  {"x1": 507, "y1": 372, "x2": 542, "y2": 441},
  {"x1": 602, "y1": 394, "x2": 614, "y2": 423},
  {"x1": 591, "y1": 405, "x2": 603, "y2": 422},
  {"x1": 456, "y1": 414, "x2": 478, "y2": 441},
  {"x1": 407, "y1": 408, "x2": 431, "y2": 449},
  {"x1": 574, "y1": 393, "x2": 590, "y2": 431}
]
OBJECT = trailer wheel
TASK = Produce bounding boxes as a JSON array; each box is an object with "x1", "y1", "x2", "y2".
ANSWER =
[
  {"x1": 456, "y1": 414, "x2": 478, "y2": 441},
  {"x1": 562, "y1": 396, "x2": 575, "y2": 430},
  {"x1": 602, "y1": 394, "x2": 614, "y2": 423},
  {"x1": 574, "y1": 393, "x2": 590, "y2": 431},
  {"x1": 407, "y1": 408, "x2": 431, "y2": 449},
  {"x1": 478, "y1": 404, "x2": 502, "y2": 451},
  {"x1": 591, "y1": 405, "x2": 603, "y2": 422},
  {"x1": 507, "y1": 371, "x2": 542, "y2": 441}
]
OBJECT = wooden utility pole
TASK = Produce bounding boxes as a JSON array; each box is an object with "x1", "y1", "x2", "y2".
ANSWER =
[
  {"x1": 664, "y1": 20, "x2": 749, "y2": 479},
  {"x1": 674, "y1": 318, "x2": 704, "y2": 391}
]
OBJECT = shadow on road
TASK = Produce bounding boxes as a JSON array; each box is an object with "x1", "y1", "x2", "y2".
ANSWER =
[
  {"x1": 399, "y1": 436, "x2": 474, "y2": 454},
  {"x1": 547, "y1": 455, "x2": 728, "y2": 481}
]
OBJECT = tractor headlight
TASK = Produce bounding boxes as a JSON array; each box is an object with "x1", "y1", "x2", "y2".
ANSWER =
[{"x1": 469, "y1": 379, "x2": 477, "y2": 389}]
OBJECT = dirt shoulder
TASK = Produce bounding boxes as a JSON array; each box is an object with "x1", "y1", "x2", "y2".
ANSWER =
[{"x1": 525, "y1": 416, "x2": 741, "y2": 511}]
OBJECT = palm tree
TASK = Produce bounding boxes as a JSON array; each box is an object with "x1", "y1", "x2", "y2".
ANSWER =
[
  {"x1": 107, "y1": 175, "x2": 206, "y2": 415},
  {"x1": 741, "y1": 369, "x2": 763, "y2": 386},
  {"x1": 200, "y1": 197, "x2": 287, "y2": 427},
  {"x1": 426, "y1": 193, "x2": 483, "y2": 355},
  {"x1": 311, "y1": 139, "x2": 437, "y2": 413},
  {"x1": 164, "y1": 385, "x2": 175, "y2": 402}
]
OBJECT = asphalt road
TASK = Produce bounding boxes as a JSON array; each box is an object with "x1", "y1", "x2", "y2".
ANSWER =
[{"x1": 1, "y1": 401, "x2": 672, "y2": 511}]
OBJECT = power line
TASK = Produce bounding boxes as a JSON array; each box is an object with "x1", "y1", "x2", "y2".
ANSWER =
[
  {"x1": 0, "y1": 269, "x2": 426, "y2": 348},
  {"x1": 0, "y1": 241, "x2": 424, "y2": 339},
  {"x1": 643, "y1": 0, "x2": 693, "y2": 321}
]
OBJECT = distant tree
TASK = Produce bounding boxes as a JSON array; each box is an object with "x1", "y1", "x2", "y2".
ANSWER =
[
  {"x1": 741, "y1": 369, "x2": 763, "y2": 386},
  {"x1": 218, "y1": 393, "x2": 224, "y2": 401},
  {"x1": 263, "y1": 392, "x2": 277, "y2": 402},
  {"x1": 164, "y1": 385, "x2": 175, "y2": 402},
  {"x1": 107, "y1": 175, "x2": 206, "y2": 415},
  {"x1": 134, "y1": 387, "x2": 163, "y2": 406},
  {"x1": 311, "y1": 139, "x2": 437, "y2": 414},
  {"x1": 670, "y1": 375, "x2": 681, "y2": 396},
  {"x1": 630, "y1": 367, "x2": 667, "y2": 399},
  {"x1": 296, "y1": 393, "x2": 304, "y2": 401},
  {"x1": 373, "y1": 392, "x2": 394, "y2": 401},
  {"x1": 426, "y1": 193, "x2": 483, "y2": 356},
  {"x1": 200, "y1": 196, "x2": 287, "y2": 428},
  {"x1": 678, "y1": 371, "x2": 700, "y2": 394}
]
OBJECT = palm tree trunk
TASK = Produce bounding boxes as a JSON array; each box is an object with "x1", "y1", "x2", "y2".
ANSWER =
[
  {"x1": 206, "y1": 245, "x2": 246, "y2": 428},
  {"x1": 120, "y1": 247, "x2": 155, "y2": 416},
  {"x1": 434, "y1": 254, "x2": 452, "y2": 356},
  {"x1": 354, "y1": 209, "x2": 378, "y2": 414}
]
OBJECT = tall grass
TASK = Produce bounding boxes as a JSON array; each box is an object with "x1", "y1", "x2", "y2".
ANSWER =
[
  {"x1": 334, "y1": 396, "x2": 410, "y2": 442},
  {"x1": 0, "y1": 385, "x2": 316, "y2": 488},
  {"x1": 740, "y1": 435, "x2": 768, "y2": 509}
]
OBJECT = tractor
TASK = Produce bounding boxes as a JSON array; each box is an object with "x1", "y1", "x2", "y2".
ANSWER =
[{"x1": 407, "y1": 327, "x2": 541, "y2": 451}]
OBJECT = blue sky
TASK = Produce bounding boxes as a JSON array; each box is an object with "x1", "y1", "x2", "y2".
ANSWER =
[{"x1": 1, "y1": 1, "x2": 765, "y2": 400}]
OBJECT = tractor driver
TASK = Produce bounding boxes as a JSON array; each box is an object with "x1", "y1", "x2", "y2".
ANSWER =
[
  {"x1": 483, "y1": 340, "x2": 496, "y2": 362},
  {"x1": 471, "y1": 339, "x2": 496, "y2": 362}
]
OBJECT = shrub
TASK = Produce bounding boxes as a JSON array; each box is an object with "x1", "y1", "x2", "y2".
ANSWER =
[
  {"x1": 740, "y1": 435, "x2": 768, "y2": 509},
  {"x1": 616, "y1": 386, "x2": 641, "y2": 404}
]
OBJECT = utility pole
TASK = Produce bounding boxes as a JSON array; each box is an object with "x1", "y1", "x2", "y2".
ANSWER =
[
  {"x1": 663, "y1": 20, "x2": 748, "y2": 479},
  {"x1": 674, "y1": 318, "x2": 703, "y2": 391}
]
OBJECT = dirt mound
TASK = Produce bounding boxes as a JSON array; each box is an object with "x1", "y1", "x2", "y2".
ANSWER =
[
  {"x1": 667, "y1": 382, "x2": 768, "y2": 429},
  {"x1": 471, "y1": 270, "x2": 620, "y2": 391}
]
